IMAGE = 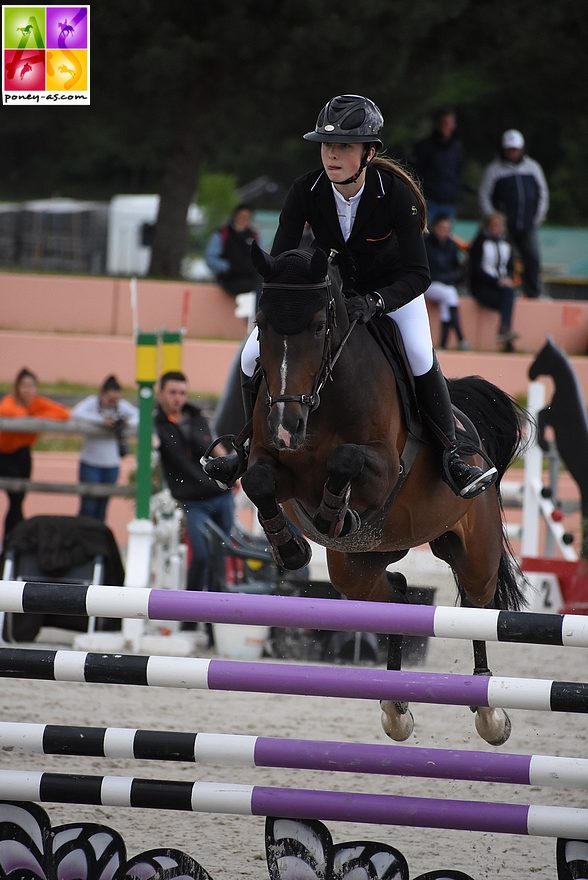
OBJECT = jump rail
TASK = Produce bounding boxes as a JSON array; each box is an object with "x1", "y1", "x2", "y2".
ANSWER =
[
  {"x1": 0, "y1": 648, "x2": 587, "y2": 713},
  {"x1": 1, "y1": 720, "x2": 587, "y2": 789},
  {"x1": 0, "y1": 769, "x2": 586, "y2": 839},
  {"x1": 1, "y1": 582, "x2": 588, "y2": 646}
]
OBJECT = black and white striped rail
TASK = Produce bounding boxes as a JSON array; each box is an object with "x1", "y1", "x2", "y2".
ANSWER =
[
  {"x1": 1, "y1": 648, "x2": 587, "y2": 713},
  {"x1": 0, "y1": 769, "x2": 586, "y2": 838},
  {"x1": 1, "y1": 720, "x2": 587, "y2": 789},
  {"x1": 1, "y1": 582, "x2": 588, "y2": 646}
]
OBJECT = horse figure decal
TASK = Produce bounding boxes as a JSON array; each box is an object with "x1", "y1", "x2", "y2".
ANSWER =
[
  {"x1": 529, "y1": 336, "x2": 588, "y2": 558},
  {"x1": 238, "y1": 243, "x2": 527, "y2": 746}
]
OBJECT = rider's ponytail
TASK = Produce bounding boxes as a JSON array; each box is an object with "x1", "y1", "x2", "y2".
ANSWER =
[{"x1": 371, "y1": 155, "x2": 427, "y2": 231}]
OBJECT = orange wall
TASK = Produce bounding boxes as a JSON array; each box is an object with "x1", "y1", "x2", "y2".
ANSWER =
[
  {"x1": 0, "y1": 270, "x2": 586, "y2": 400},
  {"x1": 0, "y1": 272, "x2": 247, "y2": 340},
  {"x1": 1, "y1": 270, "x2": 587, "y2": 353}
]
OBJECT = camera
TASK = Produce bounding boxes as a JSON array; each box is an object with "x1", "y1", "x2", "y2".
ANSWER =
[{"x1": 112, "y1": 417, "x2": 129, "y2": 457}]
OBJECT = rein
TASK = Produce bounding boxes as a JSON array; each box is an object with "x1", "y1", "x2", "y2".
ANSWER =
[{"x1": 262, "y1": 278, "x2": 357, "y2": 412}]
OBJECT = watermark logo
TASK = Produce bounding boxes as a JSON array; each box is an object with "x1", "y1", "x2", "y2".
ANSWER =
[{"x1": 2, "y1": 5, "x2": 90, "y2": 104}]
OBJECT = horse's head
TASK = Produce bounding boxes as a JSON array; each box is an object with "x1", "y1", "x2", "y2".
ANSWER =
[
  {"x1": 528, "y1": 336, "x2": 560, "y2": 381},
  {"x1": 252, "y1": 242, "x2": 342, "y2": 451}
]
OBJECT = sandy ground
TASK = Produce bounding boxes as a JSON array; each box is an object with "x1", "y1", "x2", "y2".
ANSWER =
[{"x1": 0, "y1": 560, "x2": 587, "y2": 880}]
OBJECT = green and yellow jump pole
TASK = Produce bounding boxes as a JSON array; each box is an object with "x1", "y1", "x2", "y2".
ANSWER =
[{"x1": 122, "y1": 331, "x2": 158, "y2": 651}]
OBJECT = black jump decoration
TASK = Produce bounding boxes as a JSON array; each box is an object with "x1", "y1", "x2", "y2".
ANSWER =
[
  {"x1": 528, "y1": 336, "x2": 588, "y2": 559},
  {"x1": 0, "y1": 803, "x2": 580, "y2": 879}
]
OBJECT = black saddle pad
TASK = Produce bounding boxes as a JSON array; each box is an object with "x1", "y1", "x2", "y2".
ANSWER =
[
  {"x1": 366, "y1": 317, "x2": 482, "y2": 449},
  {"x1": 365, "y1": 317, "x2": 420, "y2": 432}
]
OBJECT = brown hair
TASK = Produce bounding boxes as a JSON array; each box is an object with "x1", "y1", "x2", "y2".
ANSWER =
[
  {"x1": 372, "y1": 155, "x2": 427, "y2": 231},
  {"x1": 14, "y1": 367, "x2": 38, "y2": 392}
]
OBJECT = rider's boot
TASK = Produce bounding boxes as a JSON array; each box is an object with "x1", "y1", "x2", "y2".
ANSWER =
[
  {"x1": 413, "y1": 354, "x2": 498, "y2": 499},
  {"x1": 201, "y1": 369, "x2": 260, "y2": 489}
]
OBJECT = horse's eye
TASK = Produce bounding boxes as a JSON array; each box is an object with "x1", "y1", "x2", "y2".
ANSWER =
[{"x1": 314, "y1": 322, "x2": 326, "y2": 336}]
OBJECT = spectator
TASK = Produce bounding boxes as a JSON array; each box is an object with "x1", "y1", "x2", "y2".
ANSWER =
[
  {"x1": 154, "y1": 370, "x2": 234, "y2": 593},
  {"x1": 0, "y1": 368, "x2": 69, "y2": 540},
  {"x1": 469, "y1": 212, "x2": 519, "y2": 353},
  {"x1": 412, "y1": 108, "x2": 464, "y2": 220},
  {"x1": 424, "y1": 213, "x2": 470, "y2": 351},
  {"x1": 204, "y1": 203, "x2": 262, "y2": 299},
  {"x1": 478, "y1": 129, "x2": 549, "y2": 299},
  {"x1": 71, "y1": 375, "x2": 139, "y2": 522}
]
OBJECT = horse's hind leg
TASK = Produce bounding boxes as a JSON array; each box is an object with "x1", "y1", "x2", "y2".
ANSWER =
[
  {"x1": 463, "y1": 597, "x2": 512, "y2": 747},
  {"x1": 380, "y1": 572, "x2": 415, "y2": 742},
  {"x1": 430, "y1": 519, "x2": 512, "y2": 747},
  {"x1": 327, "y1": 551, "x2": 414, "y2": 742}
]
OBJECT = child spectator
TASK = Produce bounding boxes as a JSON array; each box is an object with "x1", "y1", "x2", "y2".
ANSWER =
[
  {"x1": 424, "y1": 213, "x2": 469, "y2": 350},
  {"x1": 469, "y1": 212, "x2": 519, "y2": 353},
  {"x1": 0, "y1": 368, "x2": 69, "y2": 540}
]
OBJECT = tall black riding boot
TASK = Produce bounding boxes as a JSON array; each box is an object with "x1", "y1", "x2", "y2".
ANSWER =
[
  {"x1": 201, "y1": 369, "x2": 260, "y2": 489},
  {"x1": 413, "y1": 356, "x2": 498, "y2": 499}
]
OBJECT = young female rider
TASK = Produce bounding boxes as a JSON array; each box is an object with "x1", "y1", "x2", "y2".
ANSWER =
[{"x1": 204, "y1": 94, "x2": 497, "y2": 499}]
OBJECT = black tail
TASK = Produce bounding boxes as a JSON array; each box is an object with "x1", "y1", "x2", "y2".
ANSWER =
[{"x1": 448, "y1": 375, "x2": 530, "y2": 611}]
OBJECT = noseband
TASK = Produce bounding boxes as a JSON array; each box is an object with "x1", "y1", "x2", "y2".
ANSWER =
[{"x1": 261, "y1": 278, "x2": 356, "y2": 412}]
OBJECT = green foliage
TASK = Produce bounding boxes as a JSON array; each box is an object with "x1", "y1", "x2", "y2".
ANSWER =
[
  {"x1": 1, "y1": 0, "x2": 586, "y2": 273},
  {"x1": 197, "y1": 174, "x2": 238, "y2": 236}
]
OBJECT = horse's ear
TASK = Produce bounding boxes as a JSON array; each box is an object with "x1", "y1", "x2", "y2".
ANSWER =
[
  {"x1": 309, "y1": 248, "x2": 329, "y2": 281},
  {"x1": 251, "y1": 240, "x2": 276, "y2": 279}
]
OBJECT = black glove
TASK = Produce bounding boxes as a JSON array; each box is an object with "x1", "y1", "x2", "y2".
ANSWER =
[{"x1": 345, "y1": 292, "x2": 385, "y2": 323}]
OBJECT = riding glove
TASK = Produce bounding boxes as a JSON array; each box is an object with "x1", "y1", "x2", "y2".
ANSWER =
[{"x1": 345, "y1": 292, "x2": 386, "y2": 323}]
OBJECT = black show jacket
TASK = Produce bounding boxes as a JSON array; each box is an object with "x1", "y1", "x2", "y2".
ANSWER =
[{"x1": 271, "y1": 165, "x2": 430, "y2": 312}]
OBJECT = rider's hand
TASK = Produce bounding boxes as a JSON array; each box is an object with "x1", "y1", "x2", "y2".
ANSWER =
[{"x1": 345, "y1": 292, "x2": 385, "y2": 323}]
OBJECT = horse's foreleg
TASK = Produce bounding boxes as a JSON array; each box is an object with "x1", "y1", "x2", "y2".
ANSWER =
[
  {"x1": 241, "y1": 461, "x2": 311, "y2": 570},
  {"x1": 313, "y1": 444, "x2": 366, "y2": 538},
  {"x1": 380, "y1": 572, "x2": 415, "y2": 742}
]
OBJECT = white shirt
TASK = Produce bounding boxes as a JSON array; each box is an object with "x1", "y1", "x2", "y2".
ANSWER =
[
  {"x1": 71, "y1": 394, "x2": 139, "y2": 467},
  {"x1": 331, "y1": 183, "x2": 365, "y2": 241}
]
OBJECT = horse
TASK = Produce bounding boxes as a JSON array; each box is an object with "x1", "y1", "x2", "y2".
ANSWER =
[
  {"x1": 58, "y1": 20, "x2": 75, "y2": 38},
  {"x1": 240, "y1": 242, "x2": 527, "y2": 746}
]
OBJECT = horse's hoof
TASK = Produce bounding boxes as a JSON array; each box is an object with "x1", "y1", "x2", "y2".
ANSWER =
[
  {"x1": 475, "y1": 707, "x2": 512, "y2": 746},
  {"x1": 380, "y1": 701, "x2": 414, "y2": 742}
]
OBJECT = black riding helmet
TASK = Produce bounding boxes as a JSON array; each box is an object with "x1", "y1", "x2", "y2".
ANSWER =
[{"x1": 304, "y1": 94, "x2": 384, "y2": 147}]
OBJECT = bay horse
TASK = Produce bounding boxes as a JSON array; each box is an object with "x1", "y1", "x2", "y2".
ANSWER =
[{"x1": 240, "y1": 243, "x2": 526, "y2": 746}]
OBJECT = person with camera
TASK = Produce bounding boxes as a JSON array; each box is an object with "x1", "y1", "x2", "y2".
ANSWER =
[{"x1": 71, "y1": 375, "x2": 139, "y2": 522}]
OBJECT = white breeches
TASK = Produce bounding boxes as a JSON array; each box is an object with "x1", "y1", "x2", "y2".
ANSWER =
[
  {"x1": 241, "y1": 293, "x2": 434, "y2": 379},
  {"x1": 424, "y1": 281, "x2": 460, "y2": 322}
]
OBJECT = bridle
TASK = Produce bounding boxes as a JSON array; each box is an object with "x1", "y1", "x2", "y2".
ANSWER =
[{"x1": 261, "y1": 275, "x2": 357, "y2": 412}]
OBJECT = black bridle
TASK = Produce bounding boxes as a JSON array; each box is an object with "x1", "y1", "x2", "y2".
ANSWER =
[{"x1": 261, "y1": 277, "x2": 357, "y2": 412}]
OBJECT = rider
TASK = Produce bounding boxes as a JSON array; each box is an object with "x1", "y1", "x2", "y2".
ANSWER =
[{"x1": 204, "y1": 94, "x2": 497, "y2": 499}]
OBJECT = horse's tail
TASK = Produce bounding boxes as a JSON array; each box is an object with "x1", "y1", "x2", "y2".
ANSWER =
[{"x1": 448, "y1": 375, "x2": 530, "y2": 611}]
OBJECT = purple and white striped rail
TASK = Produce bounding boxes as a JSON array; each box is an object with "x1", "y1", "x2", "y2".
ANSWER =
[
  {"x1": 1, "y1": 581, "x2": 588, "y2": 646},
  {"x1": 1, "y1": 720, "x2": 587, "y2": 789},
  {"x1": 0, "y1": 769, "x2": 586, "y2": 838},
  {"x1": 1, "y1": 647, "x2": 587, "y2": 713}
]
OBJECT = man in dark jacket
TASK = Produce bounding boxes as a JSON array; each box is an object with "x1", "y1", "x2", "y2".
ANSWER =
[
  {"x1": 412, "y1": 109, "x2": 464, "y2": 220},
  {"x1": 204, "y1": 203, "x2": 262, "y2": 298},
  {"x1": 155, "y1": 371, "x2": 234, "y2": 590},
  {"x1": 478, "y1": 129, "x2": 549, "y2": 298}
]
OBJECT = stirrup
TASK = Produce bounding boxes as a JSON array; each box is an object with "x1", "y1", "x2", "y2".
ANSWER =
[
  {"x1": 200, "y1": 434, "x2": 249, "y2": 489},
  {"x1": 442, "y1": 442, "x2": 498, "y2": 499}
]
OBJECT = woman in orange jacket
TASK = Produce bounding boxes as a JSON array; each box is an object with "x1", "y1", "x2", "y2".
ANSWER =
[{"x1": 0, "y1": 368, "x2": 69, "y2": 539}]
